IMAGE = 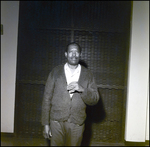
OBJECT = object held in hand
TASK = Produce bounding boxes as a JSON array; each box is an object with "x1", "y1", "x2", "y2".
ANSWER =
[
  {"x1": 43, "y1": 129, "x2": 52, "y2": 140},
  {"x1": 48, "y1": 130, "x2": 52, "y2": 140}
]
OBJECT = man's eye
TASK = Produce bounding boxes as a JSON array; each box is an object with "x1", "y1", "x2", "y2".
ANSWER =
[{"x1": 68, "y1": 52, "x2": 79, "y2": 56}]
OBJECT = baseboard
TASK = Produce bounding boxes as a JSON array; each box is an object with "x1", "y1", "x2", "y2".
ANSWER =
[
  {"x1": 1, "y1": 132, "x2": 15, "y2": 138},
  {"x1": 90, "y1": 141, "x2": 125, "y2": 146},
  {"x1": 146, "y1": 140, "x2": 149, "y2": 146},
  {"x1": 124, "y1": 140, "x2": 149, "y2": 146}
]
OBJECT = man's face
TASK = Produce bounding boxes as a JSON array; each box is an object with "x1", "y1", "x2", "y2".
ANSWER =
[{"x1": 65, "y1": 45, "x2": 81, "y2": 66}]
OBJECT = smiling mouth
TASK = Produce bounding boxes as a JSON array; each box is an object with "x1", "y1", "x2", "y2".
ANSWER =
[
  {"x1": 72, "y1": 59, "x2": 78, "y2": 62},
  {"x1": 71, "y1": 58, "x2": 77, "y2": 60}
]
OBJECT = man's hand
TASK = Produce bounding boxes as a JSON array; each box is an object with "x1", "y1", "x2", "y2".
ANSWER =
[
  {"x1": 43, "y1": 125, "x2": 52, "y2": 139},
  {"x1": 67, "y1": 82, "x2": 84, "y2": 93}
]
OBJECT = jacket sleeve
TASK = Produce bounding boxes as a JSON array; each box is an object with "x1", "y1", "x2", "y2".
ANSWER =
[
  {"x1": 41, "y1": 70, "x2": 55, "y2": 126},
  {"x1": 80, "y1": 72, "x2": 99, "y2": 106}
]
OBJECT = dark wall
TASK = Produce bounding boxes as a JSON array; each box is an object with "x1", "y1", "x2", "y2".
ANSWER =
[{"x1": 15, "y1": 1, "x2": 131, "y2": 144}]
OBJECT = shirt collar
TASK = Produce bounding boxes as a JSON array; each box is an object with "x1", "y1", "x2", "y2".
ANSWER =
[{"x1": 64, "y1": 63, "x2": 81, "y2": 75}]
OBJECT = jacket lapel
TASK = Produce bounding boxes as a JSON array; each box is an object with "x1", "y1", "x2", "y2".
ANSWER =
[
  {"x1": 60, "y1": 64, "x2": 87, "y2": 86},
  {"x1": 62, "y1": 64, "x2": 68, "y2": 85},
  {"x1": 78, "y1": 66, "x2": 87, "y2": 86}
]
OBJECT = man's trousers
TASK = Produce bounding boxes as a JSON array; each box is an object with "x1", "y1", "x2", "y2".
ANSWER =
[{"x1": 50, "y1": 119, "x2": 85, "y2": 146}]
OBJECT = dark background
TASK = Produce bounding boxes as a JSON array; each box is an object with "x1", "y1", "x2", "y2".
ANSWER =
[{"x1": 15, "y1": 1, "x2": 131, "y2": 145}]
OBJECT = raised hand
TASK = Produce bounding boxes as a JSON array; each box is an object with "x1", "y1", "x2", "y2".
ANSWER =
[{"x1": 67, "y1": 82, "x2": 84, "y2": 93}]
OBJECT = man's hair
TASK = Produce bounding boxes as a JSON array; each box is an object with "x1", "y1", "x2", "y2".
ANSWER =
[{"x1": 66, "y1": 42, "x2": 82, "y2": 53}]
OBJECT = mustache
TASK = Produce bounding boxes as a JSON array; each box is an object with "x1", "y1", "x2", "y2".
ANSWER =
[{"x1": 70, "y1": 57, "x2": 79, "y2": 59}]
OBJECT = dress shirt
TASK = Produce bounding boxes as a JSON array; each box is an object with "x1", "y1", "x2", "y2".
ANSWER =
[{"x1": 64, "y1": 63, "x2": 81, "y2": 97}]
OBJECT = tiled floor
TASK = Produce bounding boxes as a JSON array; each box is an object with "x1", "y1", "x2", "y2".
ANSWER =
[{"x1": 1, "y1": 135, "x2": 149, "y2": 146}]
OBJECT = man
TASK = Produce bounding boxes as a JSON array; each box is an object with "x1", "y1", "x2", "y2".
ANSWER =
[{"x1": 41, "y1": 42, "x2": 99, "y2": 146}]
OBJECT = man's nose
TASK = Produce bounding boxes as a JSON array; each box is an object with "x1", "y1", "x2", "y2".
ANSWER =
[{"x1": 72, "y1": 52, "x2": 76, "y2": 56}]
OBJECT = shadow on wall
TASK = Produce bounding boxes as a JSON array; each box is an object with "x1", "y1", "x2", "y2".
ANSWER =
[
  {"x1": 79, "y1": 60, "x2": 106, "y2": 146},
  {"x1": 81, "y1": 87, "x2": 106, "y2": 146},
  {"x1": 79, "y1": 59, "x2": 88, "y2": 68}
]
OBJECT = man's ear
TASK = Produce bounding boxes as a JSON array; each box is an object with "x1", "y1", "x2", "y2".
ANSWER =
[{"x1": 65, "y1": 52, "x2": 67, "y2": 58}]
